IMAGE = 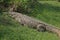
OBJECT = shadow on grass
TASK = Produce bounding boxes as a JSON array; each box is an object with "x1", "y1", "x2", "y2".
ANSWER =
[
  {"x1": 42, "y1": 3, "x2": 60, "y2": 12},
  {"x1": 0, "y1": 30, "x2": 9, "y2": 39},
  {"x1": 23, "y1": 2, "x2": 60, "y2": 17},
  {"x1": 35, "y1": 2, "x2": 60, "y2": 14}
]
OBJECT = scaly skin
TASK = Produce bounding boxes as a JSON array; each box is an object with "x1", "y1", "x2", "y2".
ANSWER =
[{"x1": 9, "y1": 12, "x2": 60, "y2": 37}]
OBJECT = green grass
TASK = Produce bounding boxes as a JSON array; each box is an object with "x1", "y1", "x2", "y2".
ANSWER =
[
  {"x1": 39, "y1": 1, "x2": 60, "y2": 7},
  {"x1": 0, "y1": 24, "x2": 59, "y2": 40},
  {"x1": 28, "y1": 1, "x2": 60, "y2": 28},
  {"x1": 0, "y1": 1, "x2": 60, "y2": 40}
]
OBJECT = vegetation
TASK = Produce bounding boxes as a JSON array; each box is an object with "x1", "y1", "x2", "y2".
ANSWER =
[
  {"x1": 40, "y1": 0, "x2": 58, "y2": 1},
  {"x1": 0, "y1": 0, "x2": 60, "y2": 40}
]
